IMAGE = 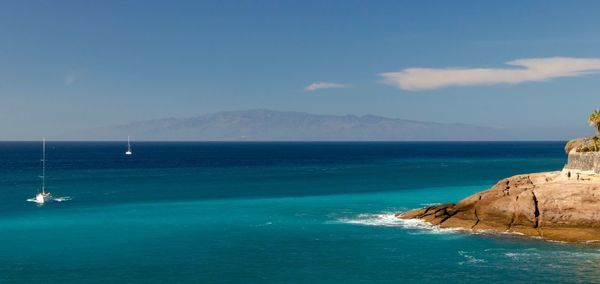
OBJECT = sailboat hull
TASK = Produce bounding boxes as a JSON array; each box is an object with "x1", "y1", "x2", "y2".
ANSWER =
[{"x1": 33, "y1": 192, "x2": 53, "y2": 204}]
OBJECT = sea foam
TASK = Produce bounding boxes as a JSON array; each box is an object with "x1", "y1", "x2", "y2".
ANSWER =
[{"x1": 335, "y1": 213, "x2": 463, "y2": 235}]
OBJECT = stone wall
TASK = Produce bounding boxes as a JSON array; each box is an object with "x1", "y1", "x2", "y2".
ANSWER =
[{"x1": 564, "y1": 152, "x2": 600, "y2": 173}]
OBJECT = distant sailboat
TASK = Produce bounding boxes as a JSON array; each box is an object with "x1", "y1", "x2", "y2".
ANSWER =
[
  {"x1": 125, "y1": 136, "x2": 132, "y2": 155},
  {"x1": 32, "y1": 138, "x2": 52, "y2": 204}
]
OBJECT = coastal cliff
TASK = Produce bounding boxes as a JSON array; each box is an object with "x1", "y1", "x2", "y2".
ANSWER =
[{"x1": 398, "y1": 171, "x2": 600, "y2": 242}]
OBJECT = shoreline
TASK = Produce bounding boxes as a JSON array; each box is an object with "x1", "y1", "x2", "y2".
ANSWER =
[{"x1": 397, "y1": 171, "x2": 600, "y2": 243}]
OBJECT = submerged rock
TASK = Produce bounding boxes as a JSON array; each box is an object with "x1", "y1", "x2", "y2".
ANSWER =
[{"x1": 397, "y1": 172, "x2": 600, "y2": 242}]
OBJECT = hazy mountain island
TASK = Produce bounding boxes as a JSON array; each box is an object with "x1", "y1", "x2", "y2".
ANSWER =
[{"x1": 68, "y1": 109, "x2": 506, "y2": 141}]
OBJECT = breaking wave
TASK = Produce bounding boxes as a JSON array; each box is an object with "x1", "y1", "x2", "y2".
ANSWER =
[
  {"x1": 335, "y1": 213, "x2": 463, "y2": 234},
  {"x1": 458, "y1": 250, "x2": 486, "y2": 265}
]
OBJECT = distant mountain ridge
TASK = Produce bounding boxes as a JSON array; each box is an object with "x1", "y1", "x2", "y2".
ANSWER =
[{"x1": 68, "y1": 109, "x2": 505, "y2": 141}]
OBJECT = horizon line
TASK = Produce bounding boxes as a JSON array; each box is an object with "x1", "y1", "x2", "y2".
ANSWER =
[{"x1": 0, "y1": 139, "x2": 570, "y2": 143}]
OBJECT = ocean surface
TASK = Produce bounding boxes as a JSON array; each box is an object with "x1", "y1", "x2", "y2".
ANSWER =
[{"x1": 1, "y1": 142, "x2": 599, "y2": 283}]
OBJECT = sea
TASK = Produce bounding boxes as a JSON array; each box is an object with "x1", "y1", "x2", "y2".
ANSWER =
[{"x1": 1, "y1": 141, "x2": 599, "y2": 283}]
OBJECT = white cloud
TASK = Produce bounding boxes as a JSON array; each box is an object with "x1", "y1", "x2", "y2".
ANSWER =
[
  {"x1": 380, "y1": 57, "x2": 600, "y2": 91},
  {"x1": 305, "y1": 81, "x2": 350, "y2": 91}
]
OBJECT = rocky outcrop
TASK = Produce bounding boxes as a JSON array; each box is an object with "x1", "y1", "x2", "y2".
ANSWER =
[
  {"x1": 565, "y1": 136, "x2": 599, "y2": 153},
  {"x1": 397, "y1": 172, "x2": 600, "y2": 242}
]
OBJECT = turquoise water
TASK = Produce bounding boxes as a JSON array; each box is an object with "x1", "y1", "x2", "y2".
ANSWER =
[{"x1": 1, "y1": 142, "x2": 599, "y2": 283}]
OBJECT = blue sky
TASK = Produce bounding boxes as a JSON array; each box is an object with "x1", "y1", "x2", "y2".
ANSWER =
[{"x1": 1, "y1": 0, "x2": 600, "y2": 139}]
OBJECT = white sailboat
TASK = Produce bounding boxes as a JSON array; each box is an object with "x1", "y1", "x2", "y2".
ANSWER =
[
  {"x1": 125, "y1": 136, "x2": 132, "y2": 155},
  {"x1": 32, "y1": 138, "x2": 52, "y2": 204}
]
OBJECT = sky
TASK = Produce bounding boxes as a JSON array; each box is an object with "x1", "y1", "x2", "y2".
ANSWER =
[{"x1": 1, "y1": 0, "x2": 600, "y2": 139}]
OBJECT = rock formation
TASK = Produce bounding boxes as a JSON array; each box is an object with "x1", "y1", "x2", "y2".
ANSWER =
[
  {"x1": 398, "y1": 171, "x2": 600, "y2": 242},
  {"x1": 565, "y1": 136, "x2": 600, "y2": 153}
]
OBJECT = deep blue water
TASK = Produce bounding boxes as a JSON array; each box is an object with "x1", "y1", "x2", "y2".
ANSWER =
[{"x1": 2, "y1": 142, "x2": 599, "y2": 283}]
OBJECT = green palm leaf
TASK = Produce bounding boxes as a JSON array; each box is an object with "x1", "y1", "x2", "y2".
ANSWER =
[{"x1": 588, "y1": 109, "x2": 600, "y2": 151}]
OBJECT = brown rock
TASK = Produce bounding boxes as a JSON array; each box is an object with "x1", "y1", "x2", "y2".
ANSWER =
[
  {"x1": 397, "y1": 171, "x2": 600, "y2": 242},
  {"x1": 565, "y1": 136, "x2": 599, "y2": 153}
]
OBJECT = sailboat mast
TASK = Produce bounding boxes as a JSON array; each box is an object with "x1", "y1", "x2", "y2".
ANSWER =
[{"x1": 41, "y1": 137, "x2": 46, "y2": 194}]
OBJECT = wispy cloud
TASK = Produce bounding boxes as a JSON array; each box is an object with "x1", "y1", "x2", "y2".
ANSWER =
[
  {"x1": 64, "y1": 73, "x2": 78, "y2": 86},
  {"x1": 305, "y1": 81, "x2": 350, "y2": 91},
  {"x1": 380, "y1": 57, "x2": 600, "y2": 91}
]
